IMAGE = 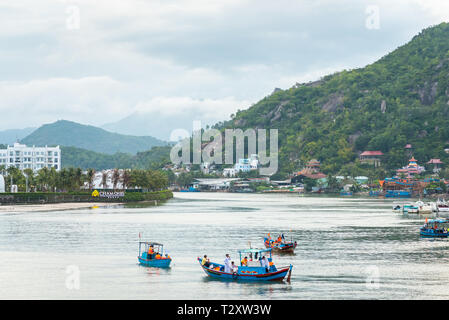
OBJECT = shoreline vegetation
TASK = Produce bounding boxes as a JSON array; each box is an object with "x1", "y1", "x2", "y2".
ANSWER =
[{"x1": 0, "y1": 190, "x2": 173, "y2": 206}]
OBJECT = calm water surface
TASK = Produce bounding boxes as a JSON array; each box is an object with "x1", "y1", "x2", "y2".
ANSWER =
[{"x1": 1, "y1": 192, "x2": 448, "y2": 299}]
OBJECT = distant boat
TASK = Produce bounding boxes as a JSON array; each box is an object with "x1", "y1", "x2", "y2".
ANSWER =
[
  {"x1": 403, "y1": 203, "x2": 419, "y2": 214},
  {"x1": 138, "y1": 241, "x2": 172, "y2": 268},
  {"x1": 180, "y1": 187, "x2": 200, "y2": 192},
  {"x1": 263, "y1": 234, "x2": 297, "y2": 253},
  {"x1": 437, "y1": 199, "x2": 449, "y2": 212},
  {"x1": 420, "y1": 218, "x2": 449, "y2": 238},
  {"x1": 340, "y1": 190, "x2": 353, "y2": 196},
  {"x1": 197, "y1": 248, "x2": 292, "y2": 282},
  {"x1": 415, "y1": 200, "x2": 433, "y2": 214}
]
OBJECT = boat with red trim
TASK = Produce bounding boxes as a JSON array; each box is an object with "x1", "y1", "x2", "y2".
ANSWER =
[
  {"x1": 197, "y1": 248, "x2": 292, "y2": 282},
  {"x1": 264, "y1": 233, "x2": 297, "y2": 253}
]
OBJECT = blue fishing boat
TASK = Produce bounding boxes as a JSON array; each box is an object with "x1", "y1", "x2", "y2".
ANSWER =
[
  {"x1": 264, "y1": 234, "x2": 297, "y2": 253},
  {"x1": 420, "y1": 219, "x2": 449, "y2": 238},
  {"x1": 138, "y1": 241, "x2": 172, "y2": 268},
  {"x1": 340, "y1": 190, "x2": 353, "y2": 196},
  {"x1": 198, "y1": 248, "x2": 292, "y2": 282},
  {"x1": 385, "y1": 190, "x2": 411, "y2": 198}
]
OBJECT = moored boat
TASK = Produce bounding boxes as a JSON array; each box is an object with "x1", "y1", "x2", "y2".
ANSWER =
[
  {"x1": 263, "y1": 234, "x2": 297, "y2": 253},
  {"x1": 138, "y1": 241, "x2": 172, "y2": 268},
  {"x1": 420, "y1": 218, "x2": 449, "y2": 238},
  {"x1": 402, "y1": 203, "x2": 419, "y2": 214},
  {"x1": 437, "y1": 199, "x2": 449, "y2": 212},
  {"x1": 198, "y1": 248, "x2": 292, "y2": 282},
  {"x1": 415, "y1": 200, "x2": 433, "y2": 214}
]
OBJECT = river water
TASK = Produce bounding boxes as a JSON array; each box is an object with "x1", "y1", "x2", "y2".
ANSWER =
[{"x1": 0, "y1": 192, "x2": 448, "y2": 300}]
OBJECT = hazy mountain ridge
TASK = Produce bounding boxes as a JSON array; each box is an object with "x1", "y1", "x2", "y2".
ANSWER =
[
  {"x1": 21, "y1": 120, "x2": 167, "y2": 155},
  {"x1": 0, "y1": 127, "x2": 36, "y2": 145}
]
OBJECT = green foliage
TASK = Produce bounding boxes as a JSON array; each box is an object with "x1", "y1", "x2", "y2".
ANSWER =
[
  {"x1": 61, "y1": 145, "x2": 172, "y2": 170},
  {"x1": 0, "y1": 190, "x2": 173, "y2": 204},
  {"x1": 215, "y1": 23, "x2": 449, "y2": 178}
]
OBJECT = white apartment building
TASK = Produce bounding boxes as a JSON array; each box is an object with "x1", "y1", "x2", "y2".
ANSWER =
[
  {"x1": 223, "y1": 154, "x2": 259, "y2": 176},
  {"x1": 0, "y1": 143, "x2": 61, "y2": 171}
]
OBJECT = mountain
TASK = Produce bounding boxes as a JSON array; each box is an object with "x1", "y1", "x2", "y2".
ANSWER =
[
  {"x1": 102, "y1": 112, "x2": 191, "y2": 141},
  {"x1": 215, "y1": 23, "x2": 449, "y2": 178},
  {"x1": 0, "y1": 127, "x2": 36, "y2": 145},
  {"x1": 61, "y1": 145, "x2": 171, "y2": 170},
  {"x1": 21, "y1": 120, "x2": 167, "y2": 155}
]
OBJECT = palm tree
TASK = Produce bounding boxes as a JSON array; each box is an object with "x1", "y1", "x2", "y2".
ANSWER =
[
  {"x1": 87, "y1": 168, "x2": 96, "y2": 190},
  {"x1": 101, "y1": 171, "x2": 109, "y2": 189},
  {"x1": 36, "y1": 167, "x2": 49, "y2": 191},
  {"x1": 112, "y1": 169, "x2": 121, "y2": 190},
  {"x1": 122, "y1": 169, "x2": 130, "y2": 190}
]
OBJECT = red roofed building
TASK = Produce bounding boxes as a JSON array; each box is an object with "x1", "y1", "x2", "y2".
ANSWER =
[
  {"x1": 427, "y1": 159, "x2": 443, "y2": 173},
  {"x1": 359, "y1": 151, "x2": 384, "y2": 167}
]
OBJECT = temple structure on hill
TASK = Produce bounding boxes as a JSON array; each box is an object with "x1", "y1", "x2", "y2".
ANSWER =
[{"x1": 396, "y1": 157, "x2": 425, "y2": 177}]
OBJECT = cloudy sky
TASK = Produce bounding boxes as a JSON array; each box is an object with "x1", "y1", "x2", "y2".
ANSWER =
[{"x1": 0, "y1": 0, "x2": 448, "y2": 134}]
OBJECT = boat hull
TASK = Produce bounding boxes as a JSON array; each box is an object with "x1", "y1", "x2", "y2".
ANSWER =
[
  {"x1": 420, "y1": 230, "x2": 449, "y2": 238},
  {"x1": 264, "y1": 242, "x2": 297, "y2": 253},
  {"x1": 138, "y1": 256, "x2": 172, "y2": 268},
  {"x1": 198, "y1": 260, "x2": 292, "y2": 282}
]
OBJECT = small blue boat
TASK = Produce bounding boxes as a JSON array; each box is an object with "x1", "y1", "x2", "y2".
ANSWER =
[
  {"x1": 138, "y1": 241, "x2": 172, "y2": 268},
  {"x1": 340, "y1": 191, "x2": 353, "y2": 196},
  {"x1": 198, "y1": 248, "x2": 292, "y2": 282},
  {"x1": 420, "y1": 219, "x2": 449, "y2": 238}
]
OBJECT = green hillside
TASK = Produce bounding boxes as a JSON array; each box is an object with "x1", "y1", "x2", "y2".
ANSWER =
[
  {"x1": 216, "y1": 23, "x2": 449, "y2": 178},
  {"x1": 61, "y1": 145, "x2": 172, "y2": 170},
  {"x1": 21, "y1": 120, "x2": 166, "y2": 155}
]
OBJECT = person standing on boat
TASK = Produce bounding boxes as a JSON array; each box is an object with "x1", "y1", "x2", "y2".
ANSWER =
[
  {"x1": 147, "y1": 245, "x2": 154, "y2": 259},
  {"x1": 241, "y1": 256, "x2": 248, "y2": 266},
  {"x1": 201, "y1": 255, "x2": 208, "y2": 266},
  {"x1": 261, "y1": 256, "x2": 269, "y2": 272},
  {"x1": 224, "y1": 254, "x2": 232, "y2": 273}
]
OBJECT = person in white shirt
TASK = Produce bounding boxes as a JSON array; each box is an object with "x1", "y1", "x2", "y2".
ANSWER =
[
  {"x1": 261, "y1": 256, "x2": 270, "y2": 272},
  {"x1": 224, "y1": 254, "x2": 232, "y2": 273},
  {"x1": 231, "y1": 261, "x2": 238, "y2": 273}
]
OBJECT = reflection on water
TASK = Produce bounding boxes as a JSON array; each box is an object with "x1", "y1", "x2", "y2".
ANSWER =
[{"x1": 0, "y1": 192, "x2": 448, "y2": 299}]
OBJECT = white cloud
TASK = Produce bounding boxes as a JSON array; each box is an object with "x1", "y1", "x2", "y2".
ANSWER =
[
  {"x1": 0, "y1": 77, "x2": 128, "y2": 128},
  {"x1": 0, "y1": 0, "x2": 447, "y2": 132}
]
